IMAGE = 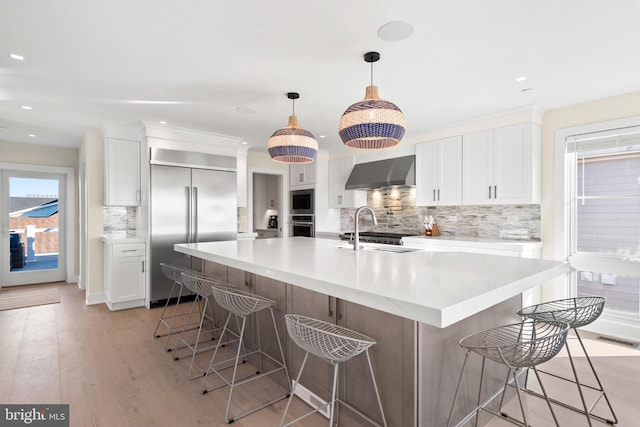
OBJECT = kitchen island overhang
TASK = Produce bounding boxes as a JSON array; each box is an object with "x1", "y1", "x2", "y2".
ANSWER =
[{"x1": 174, "y1": 237, "x2": 569, "y2": 328}]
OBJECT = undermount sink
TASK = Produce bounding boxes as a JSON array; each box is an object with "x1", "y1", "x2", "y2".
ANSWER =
[{"x1": 335, "y1": 243, "x2": 423, "y2": 253}]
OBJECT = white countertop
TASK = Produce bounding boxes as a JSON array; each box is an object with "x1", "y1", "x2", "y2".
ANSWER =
[
  {"x1": 102, "y1": 233, "x2": 146, "y2": 244},
  {"x1": 402, "y1": 235, "x2": 542, "y2": 250},
  {"x1": 174, "y1": 237, "x2": 568, "y2": 328},
  {"x1": 103, "y1": 232, "x2": 258, "y2": 244}
]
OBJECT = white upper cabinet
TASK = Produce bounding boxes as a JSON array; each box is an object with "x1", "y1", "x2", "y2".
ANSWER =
[
  {"x1": 290, "y1": 162, "x2": 316, "y2": 189},
  {"x1": 462, "y1": 129, "x2": 493, "y2": 205},
  {"x1": 328, "y1": 157, "x2": 367, "y2": 208},
  {"x1": 416, "y1": 136, "x2": 462, "y2": 206},
  {"x1": 104, "y1": 137, "x2": 141, "y2": 206},
  {"x1": 462, "y1": 123, "x2": 541, "y2": 205}
]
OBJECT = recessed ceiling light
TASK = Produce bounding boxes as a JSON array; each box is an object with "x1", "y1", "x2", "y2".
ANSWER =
[
  {"x1": 377, "y1": 21, "x2": 414, "y2": 42},
  {"x1": 21, "y1": 105, "x2": 32, "y2": 110},
  {"x1": 28, "y1": 133, "x2": 36, "y2": 138},
  {"x1": 236, "y1": 106, "x2": 257, "y2": 114},
  {"x1": 515, "y1": 76, "x2": 527, "y2": 82},
  {"x1": 159, "y1": 121, "x2": 167, "y2": 125},
  {"x1": 241, "y1": 141, "x2": 248, "y2": 145},
  {"x1": 319, "y1": 135, "x2": 326, "y2": 138},
  {"x1": 9, "y1": 53, "x2": 25, "y2": 61}
]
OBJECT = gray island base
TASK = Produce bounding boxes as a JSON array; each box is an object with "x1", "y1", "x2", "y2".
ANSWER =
[{"x1": 175, "y1": 238, "x2": 568, "y2": 427}]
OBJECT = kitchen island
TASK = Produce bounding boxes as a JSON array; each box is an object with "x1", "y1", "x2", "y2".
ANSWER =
[{"x1": 175, "y1": 237, "x2": 569, "y2": 426}]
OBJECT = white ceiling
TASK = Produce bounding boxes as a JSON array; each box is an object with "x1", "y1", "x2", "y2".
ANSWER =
[{"x1": 1, "y1": 0, "x2": 639, "y2": 153}]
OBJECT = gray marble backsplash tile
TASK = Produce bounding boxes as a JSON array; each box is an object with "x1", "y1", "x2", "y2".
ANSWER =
[
  {"x1": 103, "y1": 206, "x2": 137, "y2": 234},
  {"x1": 340, "y1": 187, "x2": 540, "y2": 240}
]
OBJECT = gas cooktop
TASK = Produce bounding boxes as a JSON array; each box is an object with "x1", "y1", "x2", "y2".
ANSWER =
[{"x1": 339, "y1": 231, "x2": 421, "y2": 245}]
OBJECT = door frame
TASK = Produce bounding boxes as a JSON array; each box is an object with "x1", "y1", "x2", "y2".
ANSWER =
[
  {"x1": 248, "y1": 167, "x2": 288, "y2": 237},
  {"x1": 0, "y1": 162, "x2": 75, "y2": 286}
]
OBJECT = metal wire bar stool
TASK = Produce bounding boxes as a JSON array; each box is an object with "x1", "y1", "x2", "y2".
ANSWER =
[
  {"x1": 280, "y1": 314, "x2": 387, "y2": 427},
  {"x1": 172, "y1": 272, "x2": 233, "y2": 380},
  {"x1": 448, "y1": 320, "x2": 569, "y2": 427},
  {"x1": 201, "y1": 285, "x2": 291, "y2": 424},
  {"x1": 518, "y1": 296, "x2": 617, "y2": 425},
  {"x1": 153, "y1": 263, "x2": 205, "y2": 351}
]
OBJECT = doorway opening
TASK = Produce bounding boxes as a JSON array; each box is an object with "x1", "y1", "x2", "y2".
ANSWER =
[{"x1": 252, "y1": 172, "x2": 282, "y2": 238}]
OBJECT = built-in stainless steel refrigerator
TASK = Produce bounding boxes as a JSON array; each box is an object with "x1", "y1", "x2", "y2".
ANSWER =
[{"x1": 150, "y1": 148, "x2": 237, "y2": 305}]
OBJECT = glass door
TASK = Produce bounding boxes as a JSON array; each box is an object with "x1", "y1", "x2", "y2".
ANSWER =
[{"x1": 1, "y1": 170, "x2": 65, "y2": 286}]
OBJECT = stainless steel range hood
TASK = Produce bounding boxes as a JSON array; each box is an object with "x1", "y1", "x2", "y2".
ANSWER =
[{"x1": 345, "y1": 155, "x2": 415, "y2": 190}]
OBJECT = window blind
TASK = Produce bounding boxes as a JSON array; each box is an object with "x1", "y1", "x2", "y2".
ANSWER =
[{"x1": 566, "y1": 125, "x2": 640, "y2": 154}]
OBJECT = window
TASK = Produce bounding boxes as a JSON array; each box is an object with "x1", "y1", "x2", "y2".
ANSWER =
[{"x1": 568, "y1": 127, "x2": 640, "y2": 318}]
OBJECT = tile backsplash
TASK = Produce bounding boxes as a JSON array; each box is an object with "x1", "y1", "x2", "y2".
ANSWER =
[
  {"x1": 340, "y1": 187, "x2": 540, "y2": 240},
  {"x1": 104, "y1": 206, "x2": 248, "y2": 234},
  {"x1": 103, "y1": 206, "x2": 137, "y2": 234}
]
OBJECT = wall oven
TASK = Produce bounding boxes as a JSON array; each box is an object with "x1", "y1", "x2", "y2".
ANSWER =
[
  {"x1": 290, "y1": 215, "x2": 315, "y2": 237},
  {"x1": 290, "y1": 189, "x2": 314, "y2": 215}
]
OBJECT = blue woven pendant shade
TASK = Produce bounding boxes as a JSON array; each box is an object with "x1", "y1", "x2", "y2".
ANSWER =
[
  {"x1": 339, "y1": 52, "x2": 405, "y2": 150},
  {"x1": 339, "y1": 85, "x2": 405, "y2": 149},
  {"x1": 268, "y1": 115, "x2": 318, "y2": 163}
]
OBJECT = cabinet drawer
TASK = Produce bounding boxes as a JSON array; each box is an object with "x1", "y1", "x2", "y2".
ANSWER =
[{"x1": 112, "y1": 243, "x2": 145, "y2": 257}]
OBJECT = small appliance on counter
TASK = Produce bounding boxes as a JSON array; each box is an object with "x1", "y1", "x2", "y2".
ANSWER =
[{"x1": 268, "y1": 215, "x2": 278, "y2": 229}]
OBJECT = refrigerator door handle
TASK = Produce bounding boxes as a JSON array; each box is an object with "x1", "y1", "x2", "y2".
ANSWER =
[
  {"x1": 186, "y1": 186, "x2": 191, "y2": 243},
  {"x1": 193, "y1": 186, "x2": 198, "y2": 243}
]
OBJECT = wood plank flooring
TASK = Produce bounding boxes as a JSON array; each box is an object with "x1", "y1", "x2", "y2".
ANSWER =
[{"x1": 1, "y1": 282, "x2": 639, "y2": 426}]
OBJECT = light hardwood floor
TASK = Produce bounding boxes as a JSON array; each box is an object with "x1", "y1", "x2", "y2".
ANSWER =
[{"x1": 1, "y1": 282, "x2": 639, "y2": 426}]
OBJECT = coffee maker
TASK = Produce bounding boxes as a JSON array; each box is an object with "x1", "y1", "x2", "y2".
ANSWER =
[{"x1": 268, "y1": 215, "x2": 278, "y2": 229}]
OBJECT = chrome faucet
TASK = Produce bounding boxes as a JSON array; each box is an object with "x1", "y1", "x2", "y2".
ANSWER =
[{"x1": 353, "y1": 206, "x2": 377, "y2": 251}]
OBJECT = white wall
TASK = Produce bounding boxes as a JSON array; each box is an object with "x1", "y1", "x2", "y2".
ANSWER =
[{"x1": 79, "y1": 128, "x2": 105, "y2": 303}]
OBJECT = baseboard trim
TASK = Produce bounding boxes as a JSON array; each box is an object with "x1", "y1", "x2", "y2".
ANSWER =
[{"x1": 85, "y1": 292, "x2": 106, "y2": 305}]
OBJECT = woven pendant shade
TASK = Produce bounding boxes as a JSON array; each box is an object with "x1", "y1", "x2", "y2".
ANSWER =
[
  {"x1": 268, "y1": 93, "x2": 318, "y2": 164},
  {"x1": 339, "y1": 52, "x2": 405, "y2": 149}
]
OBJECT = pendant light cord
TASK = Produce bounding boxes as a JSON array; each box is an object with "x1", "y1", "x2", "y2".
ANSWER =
[
  {"x1": 370, "y1": 61, "x2": 374, "y2": 86},
  {"x1": 292, "y1": 97, "x2": 295, "y2": 116}
]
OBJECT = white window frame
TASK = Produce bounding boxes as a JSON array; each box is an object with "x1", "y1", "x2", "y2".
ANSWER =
[{"x1": 554, "y1": 117, "x2": 640, "y2": 343}]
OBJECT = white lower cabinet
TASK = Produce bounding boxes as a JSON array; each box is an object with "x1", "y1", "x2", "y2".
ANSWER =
[{"x1": 104, "y1": 242, "x2": 146, "y2": 310}]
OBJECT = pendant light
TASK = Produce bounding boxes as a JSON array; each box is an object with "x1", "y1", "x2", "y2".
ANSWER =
[
  {"x1": 339, "y1": 51, "x2": 405, "y2": 149},
  {"x1": 268, "y1": 92, "x2": 318, "y2": 163}
]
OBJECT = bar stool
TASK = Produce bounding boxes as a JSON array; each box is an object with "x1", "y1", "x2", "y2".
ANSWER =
[
  {"x1": 201, "y1": 285, "x2": 291, "y2": 424},
  {"x1": 448, "y1": 319, "x2": 569, "y2": 427},
  {"x1": 280, "y1": 314, "x2": 387, "y2": 427},
  {"x1": 153, "y1": 263, "x2": 204, "y2": 351},
  {"x1": 518, "y1": 296, "x2": 617, "y2": 425},
  {"x1": 173, "y1": 272, "x2": 233, "y2": 380}
]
